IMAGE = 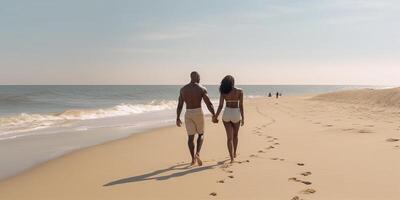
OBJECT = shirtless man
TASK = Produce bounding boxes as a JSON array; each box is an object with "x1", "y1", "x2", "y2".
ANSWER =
[{"x1": 176, "y1": 71, "x2": 216, "y2": 166}]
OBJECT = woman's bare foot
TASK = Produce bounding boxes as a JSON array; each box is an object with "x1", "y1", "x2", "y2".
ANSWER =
[
  {"x1": 234, "y1": 153, "x2": 237, "y2": 158},
  {"x1": 195, "y1": 154, "x2": 203, "y2": 166},
  {"x1": 230, "y1": 159, "x2": 235, "y2": 164}
]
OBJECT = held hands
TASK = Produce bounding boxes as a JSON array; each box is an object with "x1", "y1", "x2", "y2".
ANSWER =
[
  {"x1": 176, "y1": 118, "x2": 182, "y2": 127},
  {"x1": 212, "y1": 115, "x2": 219, "y2": 124}
]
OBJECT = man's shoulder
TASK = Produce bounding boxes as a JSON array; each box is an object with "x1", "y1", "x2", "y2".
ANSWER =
[
  {"x1": 181, "y1": 83, "x2": 207, "y2": 94},
  {"x1": 197, "y1": 84, "x2": 207, "y2": 92},
  {"x1": 180, "y1": 84, "x2": 191, "y2": 91}
]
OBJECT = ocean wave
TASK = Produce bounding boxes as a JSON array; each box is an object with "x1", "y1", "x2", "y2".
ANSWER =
[
  {"x1": 0, "y1": 100, "x2": 177, "y2": 136},
  {"x1": 245, "y1": 95, "x2": 264, "y2": 98}
]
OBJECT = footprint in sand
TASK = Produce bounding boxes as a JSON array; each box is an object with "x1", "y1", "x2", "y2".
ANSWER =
[
  {"x1": 209, "y1": 192, "x2": 217, "y2": 196},
  {"x1": 300, "y1": 172, "x2": 312, "y2": 177},
  {"x1": 228, "y1": 175, "x2": 234, "y2": 179},
  {"x1": 265, "y1": 146, "x2": 275, "y2": 150},
  {"x1": 301, "y1": 181, "x2": 312, "y2": 185},
  {"x1": 291, "y1": 196, "x2": 303, "y2": 200},
  {"x1": 324, "y1": 124, "x2": 333, "y2": 127},
  {"x1": 301, "y1": 188, "x2": 316, "y2": 194},
  {"x1": 386, "y1": 138, "x2": 400, "y2": 142},
  {"x1": 365, "y1": 125, "x2": 375, "y2": 127},
  {"x1": 288, "y1": 178, "x2": 312, "y2": 185},
  {"x1": 358, "y1": 129, "x2": 374, "y2": 134},
  {"x1": 217, "y1": 180, "x2": 225, "y2": 184},
  {"x1": 258, "y1": 150, "x2": 266, "y2": 153},
  {"x1": 224, "y1": 170, "x2": 234, "y2": 174},
  {"x1": 297, "y1": 163, "x2": 305, "y2": 166},
  {"x1": 274, "y1": 143, "x2": 280, "y2": 145},
  {"x1": 269, "y1": 157, "x2": 285, "y2": 161},
  {"x1": 288, "y1": 177, "x2": 298, "y2": 181}
]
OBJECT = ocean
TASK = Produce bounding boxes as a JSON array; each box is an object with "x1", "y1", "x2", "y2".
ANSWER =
[{"x1": 0, "y1": 85, "x2": 382, "y2": 179}]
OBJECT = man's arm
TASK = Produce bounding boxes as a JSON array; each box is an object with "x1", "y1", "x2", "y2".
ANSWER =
[
  {"x1": 176, "y1": 91, "x2": 184, "y2": 127},
  {"x1": 202, "y1": 89, "x2": 215, "y2": 116}
]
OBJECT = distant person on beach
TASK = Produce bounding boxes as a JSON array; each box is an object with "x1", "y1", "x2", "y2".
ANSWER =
[
  {"x1": 268, "y1": 92, "x2": 272, "y2": 97},
  {"x1": 176, "y1": 71, "x2": 216, "y2": 166},
  {"x1": 214, "y1": 75, "x2": 244, "y2": 163},
  {"x1": 276, "y1": 92, "x2": 279, "y2": 99}
]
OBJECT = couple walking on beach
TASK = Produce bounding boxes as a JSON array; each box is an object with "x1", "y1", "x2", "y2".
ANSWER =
[{"x1": 176, "y1": 71, "x2": 244, "y2": 166}]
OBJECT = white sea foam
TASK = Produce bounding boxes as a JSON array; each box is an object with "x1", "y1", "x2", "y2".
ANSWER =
[
  {"x1": 0, "y1": 100, "x2": 177, "y2": 137},
  {"x1": 245, "y1": 95, "x2": 264, "y2": 99}
]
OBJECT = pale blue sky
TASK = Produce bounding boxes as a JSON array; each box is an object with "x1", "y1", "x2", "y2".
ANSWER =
[{"x1": 1, "y1": 0, "x2": 399, "y2": 85}]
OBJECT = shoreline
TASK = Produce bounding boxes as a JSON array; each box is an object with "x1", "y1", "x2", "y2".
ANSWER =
[
  {"x1": 0, "y1": 109, "x2": 214, "y2": 181},
  {"x1": 0, "y1": 124, "x2": 175, "y2": 182},
  {"x1": 0, "y1": 124, "x2": 174, "y2": 182},
  {"x1": 1, "y1": 93, "x2": 399, "y2": 199}
]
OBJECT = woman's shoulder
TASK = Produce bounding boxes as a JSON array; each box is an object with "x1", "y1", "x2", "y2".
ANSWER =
[{"x1": 235, "y1": 87, "x2": 243, "y2": 94}]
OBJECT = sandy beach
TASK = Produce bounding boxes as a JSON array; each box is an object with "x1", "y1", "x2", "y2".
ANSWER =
[{"x1": 1, "y1": 89, "x2": 399, "y2": 200}]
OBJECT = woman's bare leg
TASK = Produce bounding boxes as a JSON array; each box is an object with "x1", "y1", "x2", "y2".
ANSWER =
[
  {"x1": 223, "y1": 121, "x2": 234, "y2": 163},
  {"x1": 232, "y1": 122, "x2": 240, "y2": 158}
]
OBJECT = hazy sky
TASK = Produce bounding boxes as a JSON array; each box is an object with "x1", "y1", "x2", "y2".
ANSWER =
[{"x1": 1, "y1": 0, "x2": 399, "y2": 85}]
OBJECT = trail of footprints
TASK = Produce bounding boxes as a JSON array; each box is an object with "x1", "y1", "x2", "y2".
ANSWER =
[
  {"x1": 209, "y1": 123, "x2": 277, "y2": 197},
  {"x1": 289, "y1": 163, "x2": 317, "y2": 200},
  {"x1": 209, "y1": 124, "x2": 317, "y2": 199}
]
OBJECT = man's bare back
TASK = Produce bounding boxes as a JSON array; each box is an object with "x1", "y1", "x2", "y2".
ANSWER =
[{"x1": 180, "y1": 83, "x2": 207, "y2": 109}]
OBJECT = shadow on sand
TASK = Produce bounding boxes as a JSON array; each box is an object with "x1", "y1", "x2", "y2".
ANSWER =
[{"x1": 103, "y1": 160, "x2": 229, "y2": 187}]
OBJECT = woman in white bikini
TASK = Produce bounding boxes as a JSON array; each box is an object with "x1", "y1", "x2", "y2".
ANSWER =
[{"x1": 214, "y1": 75, "x2": 244, "y2": 163}]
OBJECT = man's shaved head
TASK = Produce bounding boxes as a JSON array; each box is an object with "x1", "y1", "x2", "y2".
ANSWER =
[{"x1": 190, "y1": 71, "x2": 200, "y2": 83}]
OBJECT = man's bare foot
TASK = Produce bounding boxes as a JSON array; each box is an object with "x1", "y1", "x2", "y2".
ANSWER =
[
  {"x1": 191, "y1": 159, "x2": 196, "y2": 166},
  {"x1": 195, "y1": 154, "x2": 203, "y2": 166}
]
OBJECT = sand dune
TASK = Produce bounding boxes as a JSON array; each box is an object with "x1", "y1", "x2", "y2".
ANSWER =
[{"x1": 313, "y1": 87, "x2": 400, "y2": 108}]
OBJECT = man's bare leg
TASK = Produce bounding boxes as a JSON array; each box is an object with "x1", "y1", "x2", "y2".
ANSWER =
[
  {"x1": 195, "y1": 134, "x2": 204, "y2": 166},
  {"x1": 188, "y1": 135, "x2": 196, "y2": 165}
]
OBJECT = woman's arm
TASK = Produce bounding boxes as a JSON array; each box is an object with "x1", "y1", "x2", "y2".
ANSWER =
[
  {"x1": 215, "y1": 94, "x2": 224, "y2": 119},
  {"x1": 239, "y1": 90, "x2": 244, "y2": 126}
]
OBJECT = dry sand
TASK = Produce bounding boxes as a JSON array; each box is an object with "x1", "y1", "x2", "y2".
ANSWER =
[{"x1": 1, "y1": 89, "x2": 400, "y2": 200}]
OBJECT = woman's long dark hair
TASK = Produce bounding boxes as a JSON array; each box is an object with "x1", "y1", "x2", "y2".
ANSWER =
[{"x1": 219, "y1": 75, "x2": 235, "y2": 94}]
